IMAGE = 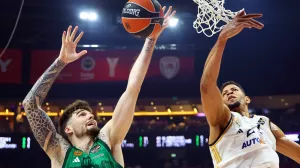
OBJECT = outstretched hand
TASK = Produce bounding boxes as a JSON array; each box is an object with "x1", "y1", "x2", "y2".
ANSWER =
[
  {"x1": 219, "y1": 10, "x2": 264, "y2": 40},
  {"x1": 58, "y1": 26, "x2": 87, "y2": 64},
  {"x1": 150, "y1": 6, "x2": 176, "y2": 39}
]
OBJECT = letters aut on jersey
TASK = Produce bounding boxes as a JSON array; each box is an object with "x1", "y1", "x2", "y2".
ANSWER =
[{"x1": 241, "y1": 117, "x2": 266, "y2": 149}]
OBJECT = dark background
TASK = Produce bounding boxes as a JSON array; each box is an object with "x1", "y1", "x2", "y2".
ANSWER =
[{"x1": 0, "y1": 0, "x2": 299, "y2": 167}]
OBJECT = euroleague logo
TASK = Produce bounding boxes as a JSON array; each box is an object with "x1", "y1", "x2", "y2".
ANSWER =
[
  {"x1": 122, "y1": 3, "x2": 141, "y2": 17},
  {"x1": 81, "y1": 56, "x2": 95, "y2": 71}
]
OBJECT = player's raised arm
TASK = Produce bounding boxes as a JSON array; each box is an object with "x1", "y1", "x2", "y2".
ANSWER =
[
  {"x1": 102, "y1": 6, "x2": 176, "y2": 146},
  {"x1": 22, "y1": 26, "x2": 87, "y2": 158},
  {"x1": 200, "y1": 10, "x2": 264, "y2": 127},
  {"x1": 270, "y1": 122, "x2": 300, "y2": 164}
]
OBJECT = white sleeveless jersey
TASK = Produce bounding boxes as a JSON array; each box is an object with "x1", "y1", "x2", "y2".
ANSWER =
[{"x1": 209, "y1": 112, "x2": 279, "y2": 168}]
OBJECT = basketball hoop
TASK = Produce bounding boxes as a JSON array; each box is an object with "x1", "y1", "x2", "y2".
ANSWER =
[{"x1": 193, "y1": 0, "x2": 241, "y2": 37}]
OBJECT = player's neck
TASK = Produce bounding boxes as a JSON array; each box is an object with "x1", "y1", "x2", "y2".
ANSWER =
[
  {"x1": 71, "y1": 135, "x2": 94, "y2": 153},
  {"x1": 235, "y1": 105, "x2": 250, "y2": 117}
]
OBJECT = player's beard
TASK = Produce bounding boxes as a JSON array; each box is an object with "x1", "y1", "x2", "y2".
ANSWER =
[
  {"x1": 227, "y1": 101, "x2": 241, "y2": 111},
  {"x1": 87, "y1": 126, "x2": 100, "y2": 138}
]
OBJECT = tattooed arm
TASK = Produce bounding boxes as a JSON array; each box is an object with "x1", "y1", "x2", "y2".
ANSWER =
[
  {"x1": 22, "y1": 26, "x2": 87, "y2": 160},
  {"x1": 22, "y1": 58, "x2": 68, "y2": 158}
]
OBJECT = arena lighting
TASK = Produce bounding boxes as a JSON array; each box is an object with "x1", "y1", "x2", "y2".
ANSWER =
[
  {"x1": 97, "y1": 111, "x2": 198, "y2": 116},
  {"x1": 169, "y1": 18, "x2": 179, "y2": 27},
  {"x1": 20, "y1": 111, "x2": 198, "y2": 117},
  {"x1": 79, "y1": 11, "x2": 98, "y2": 21},
  {"x1": 0, "y1": 109, "x2": 15, "y2": 116},
  {"x1": 286, "y1": 134, "x2": 299, "y2": 142},
  {"x1": 82, "y1": 44, "x2": 99, "y2": 48},
  {"x1": 196, "y1": 112, "x2": 206, "y2": 117},
  {"x1": 0, "y1": 112, "x2": 14, "y2": 116}
]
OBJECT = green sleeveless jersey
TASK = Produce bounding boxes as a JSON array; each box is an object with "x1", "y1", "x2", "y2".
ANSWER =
[{"x1": 62, "y1": 138, "x2": 123, "y2": 168}]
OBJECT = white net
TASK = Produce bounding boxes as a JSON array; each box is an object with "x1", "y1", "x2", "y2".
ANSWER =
[{"x1": 193, "y1": 0, "x2": 241, "y2": 37}]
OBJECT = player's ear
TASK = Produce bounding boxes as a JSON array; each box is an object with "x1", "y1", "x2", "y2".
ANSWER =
[
  {"x1": 245, "y1": 96, "x2": 251, "y2": 105},
  {"x1": 65, "y1": 125, "x2": 73, "y2": 134}
]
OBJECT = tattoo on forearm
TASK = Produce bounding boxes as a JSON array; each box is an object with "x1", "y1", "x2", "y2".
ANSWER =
[
  {"x1": 145, "y1": 38, "x2": 155, "y2": 53},
  {"x1": 23, "y1": 59, "x2": 67, "y2": 151}
]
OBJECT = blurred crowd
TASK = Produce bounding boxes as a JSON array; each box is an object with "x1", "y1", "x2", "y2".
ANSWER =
[
  {"x1": 0, "y1": 107, "x2": 299, "y2": 134},
  {"x1": 0, "y1": 105, "x2": 299, "y2": 168}
]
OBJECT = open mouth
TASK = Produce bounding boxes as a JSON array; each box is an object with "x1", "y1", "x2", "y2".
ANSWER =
[
  {"x1": 86, "y1": 121, "x2": 96, "y2": 126},
  {"x1": 228, "y1": 96, "x2": 236, "y2": 101}
]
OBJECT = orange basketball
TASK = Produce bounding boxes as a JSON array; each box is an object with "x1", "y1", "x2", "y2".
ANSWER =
[{"x1": 121, "y1": 0, "x2": 164, "y2": 38}]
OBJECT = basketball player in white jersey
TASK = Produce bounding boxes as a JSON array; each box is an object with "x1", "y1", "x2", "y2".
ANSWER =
[{"x1": 200, "y1": 10, "x2": 300, "y2": 168}]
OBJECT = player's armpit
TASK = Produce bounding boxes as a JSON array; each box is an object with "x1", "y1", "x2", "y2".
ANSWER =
[
  {"x1": 200, "y1": 84, "x2": 231, "y2": 128},
  {"x1": 271, "y1": 122, "x2": 300, "y2": 164},
  {"x1": 47, "y1": 132, "x2": 70, "y2": 162}
]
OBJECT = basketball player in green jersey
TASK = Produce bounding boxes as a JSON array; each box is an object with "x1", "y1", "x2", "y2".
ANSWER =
[{"x1": 22, "y1": 6, "x2": 176, "y2": 168}]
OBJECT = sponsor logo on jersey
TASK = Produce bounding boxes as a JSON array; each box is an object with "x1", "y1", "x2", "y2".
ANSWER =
[
  {"x1": 242, "y1": 137, "x2": 265, "y2": 149},
  {"x1": 92, "y1": 153, "x2": 105, "y2": 159},
  {"x1": 237, "y1": 129, "x2": 243, "y2": 134},
  {"x1": 74, "y1": 150, "x2": 83, "y2": 156},
  {"x1": 72, "y1": 157, "x2": 80, "y2": 163},
  {"x1": 91, "y1": 144, "x2": 101, "y2": 153}
]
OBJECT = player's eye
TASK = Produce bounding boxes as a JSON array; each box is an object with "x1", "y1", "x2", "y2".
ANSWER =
[{"x1": 79, "y1": 112, "x2": 86, "y2": 117}]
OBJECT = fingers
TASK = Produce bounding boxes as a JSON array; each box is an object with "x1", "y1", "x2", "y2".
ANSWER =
[
  {"x1": 240, "y1": 13, "x2": 263, "y2": 19},
  {"x1": 62, "y1": 31, "x2": 66, "y2": 44},
  {"x1": 237, "y1": 19, "x2": 264, "y2": 30},
  {"x1": 236, "y1": 18, "x2": 264, "y2": 29},
  {"x1": 237, "y1": 10, "x2": 246, "y2": 17},
  {"x1": 164, "y1": 6, "x2": 172, "y2": 18},
  {"x1": 70, "y1": 26, "x2": 79, "y2": 42},
  {"x1": 248, "y1": 19, "x2": 263, "y2": 29},
  {"x1": 162, "y1": 11, "x2": 177, "y2": 30},
  {"x1": 64, "y1": 25, "x2": 84, "y2": 44},
  {"x1": 168, "y1": 11, "x2": 176, "y2": 20},
  {"x1": 235, "y1": 13, "x2": 264, "y2": 29},
  {"x1": 66, "y1": 26, "x2": 72, "y2": 42},
  {"x1": 77, "y1": 50, "x2": 88, "y2": 58},
  {"x1": 162, "y1": 6, "x2": 176, "y2": 29},
  {"x1": 236, "y1": 22, "x2": 252, "y2": 29},
  {"x1": 74, "y1": 31, "x2": 84, "y2": 44},
  {"x1": 164, "y1": 11, "x2": 176, "y2": 24},
  {"x1": 235, "y1": 10, "x2": 263, "y2": 29},
  {"x1": 162, "y1": 6, "x2": 166, "y2": 13}
]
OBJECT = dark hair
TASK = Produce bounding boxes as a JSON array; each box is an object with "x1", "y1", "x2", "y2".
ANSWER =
[
  {"x1": 58, "y1": 100, "x2": 92, "y2": 141},
  {"x1": 220, "y1": 81, "x2": 246, "y2": 95}
]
